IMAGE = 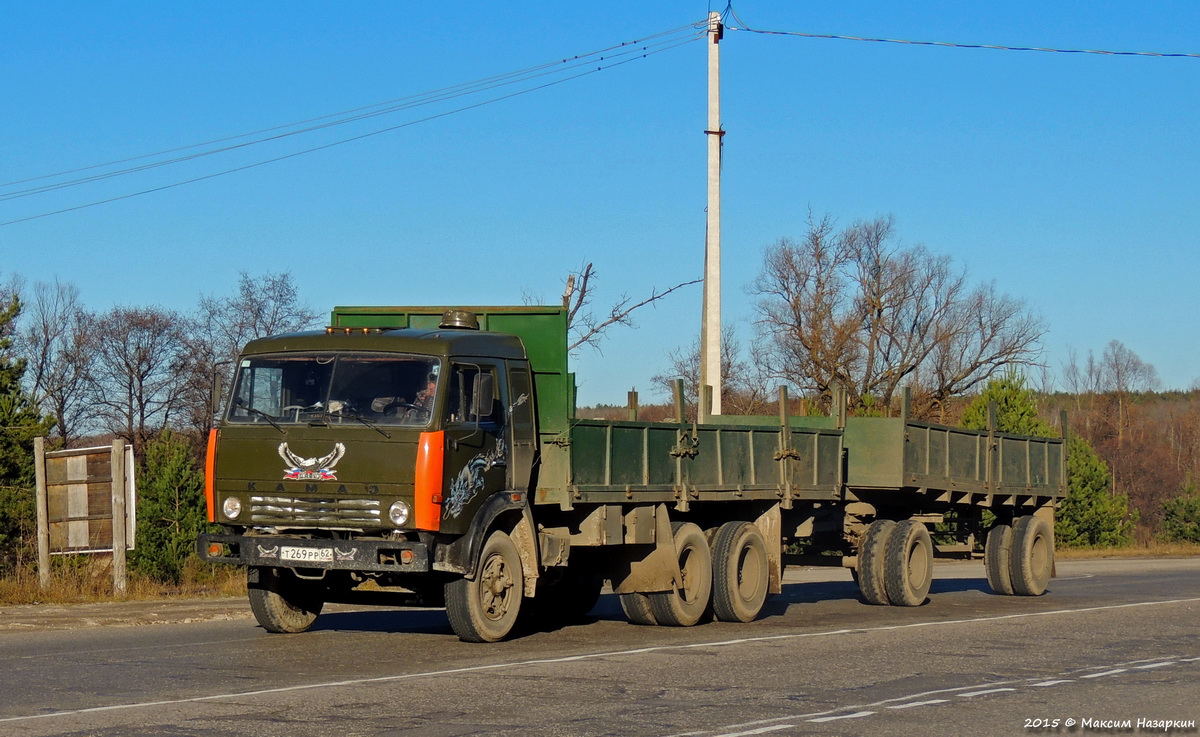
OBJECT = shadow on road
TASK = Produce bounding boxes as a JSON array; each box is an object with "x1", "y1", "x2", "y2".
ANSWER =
[{"x1": 298, "y1": 574, "x2": 999, "y2": 636}]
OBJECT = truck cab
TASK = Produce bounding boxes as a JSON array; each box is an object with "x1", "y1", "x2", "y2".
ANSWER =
[{"x1": 201, "y1": 308, "x2": 546, "y2": 639}]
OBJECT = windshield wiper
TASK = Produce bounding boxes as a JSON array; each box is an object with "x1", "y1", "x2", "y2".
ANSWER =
[
  {"x1": 316, "y1": 410, "x2": 391, "y2": 438},
  {"x1": 344, "y1": 412, "x2": 391, "y2": 438},
  {"x1": 242, "y1": 405, "x2": 284, "y2": 433}
]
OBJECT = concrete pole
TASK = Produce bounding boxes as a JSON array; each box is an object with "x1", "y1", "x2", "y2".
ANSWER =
[
  {"x1": 110, "y1": 439, "x2": 127, "y2": 597},
  {"x1": 34, "y1": 437, "x2": 49, "y2": 590},
  {"x1": 700, "y1": 11, "x2": 724, "y2": 419}
]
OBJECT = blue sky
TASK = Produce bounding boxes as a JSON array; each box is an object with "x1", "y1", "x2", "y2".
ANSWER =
[{"x1": 3, "y1": 2, "x2": 1198, "y2": 404}]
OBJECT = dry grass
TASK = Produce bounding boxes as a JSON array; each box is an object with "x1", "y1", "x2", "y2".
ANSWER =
[
  {"x1": 1056, "y1": 540, "x2": 1200, "y2": 559},
  {"x1": 0, "y1": 556, "x2": 245, "y2": 606}
]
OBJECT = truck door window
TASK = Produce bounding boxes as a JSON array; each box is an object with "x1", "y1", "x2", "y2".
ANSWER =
[{"x1": 446, "y1": 364, "x2": 501, "y2": 426}]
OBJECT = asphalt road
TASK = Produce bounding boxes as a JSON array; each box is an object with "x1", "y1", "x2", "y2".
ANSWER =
[{"x1": 0, "y1": 557, "x2": 1196, "y2": 737}]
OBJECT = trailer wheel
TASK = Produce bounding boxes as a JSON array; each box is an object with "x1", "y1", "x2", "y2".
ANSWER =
[
  {"x1": 1010, "y1": 515, "x2": 1053, "y2": 596},
  {"x1": 711, "y1": 521, "x2": 770, "y2": 623},
  {"x1": 857, "y1": 519, "x2": 895, "y2": 606},
  {"x1": 619, "y1": 592, "x2": 658, "y2": 626},
  {"x1": 884, "y1": 520, "x2": 933, "y2": 607},
  {"x1": 649, "y1": 522, "x2": 712, "y2": 626},
  {"x1": 984, "y1": 523, "x2": 1014, "y2": 595},
  {"x1": 445, "y1": 529, "x2": 524, "y2": 642},
  {"x1": 247, "y1": 566, "x2": 324, "y2": 634}
]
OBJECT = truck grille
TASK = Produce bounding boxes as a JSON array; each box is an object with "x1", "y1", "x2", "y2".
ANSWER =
[{"x1": 249, "y1": 495, "x2": 382, "y2": 527}]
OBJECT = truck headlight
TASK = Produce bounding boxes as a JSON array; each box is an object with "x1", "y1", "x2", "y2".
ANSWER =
[
  {"x1": 222, "y1": 496, "x2": 243, "y2": 520},
  {"x1": 388, "y1": 501, "x2": 410, "y2": 527}
]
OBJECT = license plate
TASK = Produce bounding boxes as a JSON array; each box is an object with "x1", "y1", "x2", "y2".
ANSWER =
[{"x1": 281, "y1": 546, "x2": 333, "y2": 562}]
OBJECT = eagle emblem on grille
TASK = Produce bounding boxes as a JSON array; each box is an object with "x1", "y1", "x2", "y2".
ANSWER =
[{"x1": 279, "y1": 442, "x2": 346, "y2": 481}]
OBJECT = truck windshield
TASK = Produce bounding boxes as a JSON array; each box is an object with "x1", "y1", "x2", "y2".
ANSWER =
[{"x1": 227, "y1": 353, "x2": 440, "y2": 426}]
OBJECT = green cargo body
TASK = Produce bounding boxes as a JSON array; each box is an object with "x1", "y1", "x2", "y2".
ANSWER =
[
  {"x1": 809, "y1": 416, "x2": 1066, "y2": 507},
  {"x1": 535, "y1": 418, "x2": 843, "y2": 508}
]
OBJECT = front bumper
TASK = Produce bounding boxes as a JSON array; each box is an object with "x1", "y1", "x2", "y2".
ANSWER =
[{"x1": 198, "y1": 533, "x2": 431, "y2": 573}]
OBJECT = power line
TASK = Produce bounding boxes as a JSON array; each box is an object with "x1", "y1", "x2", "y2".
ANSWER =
[
  {"x1": 0, "y1": 32, "x2": 704, "y2": 228},
  {"x1": 725, "y1": 7, "x2": 1200, "y2": 59},
  {"x1": 0, "y1": 28, "x2": 703, "y2": 204},
  {"x1": 0, "y1": 20, "x2": 707, "y2": 194}
]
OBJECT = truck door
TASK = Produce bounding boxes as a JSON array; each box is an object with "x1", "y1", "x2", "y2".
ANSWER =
[
  {"x1": 507, "y1": 362, "x2": 536, "y2": 492},
  {"x1": 440, "y1": 361, "x2": 509, "y2": 535}
]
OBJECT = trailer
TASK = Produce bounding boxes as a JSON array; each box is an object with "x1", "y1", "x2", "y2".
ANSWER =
[{"x1": 199, "y1": 305, "x2": 1066, "y2": 641}]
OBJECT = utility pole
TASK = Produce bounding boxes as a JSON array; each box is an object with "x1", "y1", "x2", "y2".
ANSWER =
[{"x1": 700, "y1": 10, "x2": 723, "y2": 420}]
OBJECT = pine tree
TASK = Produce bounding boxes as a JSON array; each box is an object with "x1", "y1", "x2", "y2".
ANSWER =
[
  {"x1": 129, "y1": 430, "x2": 208, "y2": 584},
  {"x1": 1057, "y1": 436, "x2": 1135, "y2": 547},
  {"x1": 0, "y1": 294, "x2": 56, "y2": 574},
  {"x1": 1159, "y1": 483, "x2": 1200, "y2": 544},
  {"x1": 962, "y1": 374, "x2": 1133, "y2": 548}
]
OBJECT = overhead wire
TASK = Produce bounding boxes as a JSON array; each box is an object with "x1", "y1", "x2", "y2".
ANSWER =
[
  {"x1": 0, "y1": 30, "x2": 705, "y2": 228},
  {"x1": 725, "y1": 7, "x2": 1200, "y2": 59},
  {"x1": 0, "y1": 19, "x2": 707, "y2": 193},
  {"x1": 1, "y1": 27, "x2": 703, "y2": 204}
]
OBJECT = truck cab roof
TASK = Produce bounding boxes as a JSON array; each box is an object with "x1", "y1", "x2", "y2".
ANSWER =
[{"x1": 241, "y1": 327, "x2": 529, "y2": 360}]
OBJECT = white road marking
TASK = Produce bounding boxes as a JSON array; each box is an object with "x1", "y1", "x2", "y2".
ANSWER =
[
  {"x1": 5, "y1": 596, "x2": 1200, "y2": 726},
  {"x1": 1055, "y1": 574, "x2": 1095, "y2": 580},
  {"x1": 713, "y1": 725, "x2": 796, "y2": 737},
  {"x1": 958, "y1": 688, "x2": 1017, "y2": 698},
  {"x1": 886, "y1": 699, "x2": 949, "y2": 709},
  {"x1": 1031, "y1": 680, "x2": 1074, "y2": 687},
  {"x1": 1134, "y1": 661, "x2": 1176, "y2": 669},
  {"x1": 1081, "y1": 668, "x2": 1128, "y2": 678},
  {"x1": 807, "y1": 711, "x2": 874, "y2": 723}
]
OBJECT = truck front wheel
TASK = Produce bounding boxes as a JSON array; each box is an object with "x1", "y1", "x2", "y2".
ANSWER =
[
  {"x1": 445, "y1": 529, "x2": 525, "y2": 642},
  {"x1": 247, "y1": 566, "x2": 324, "y2": 634}
]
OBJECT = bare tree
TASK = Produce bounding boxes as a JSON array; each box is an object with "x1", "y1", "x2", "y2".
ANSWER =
[
  {"x1": 183, "y1": 272, "x2": 318, "y2": 430},
  {"x1": 559, "y1": 262, "x2": 701, "y2": 355},
  {"x1": 753, "y1": 213, "x2": 1044, "y2": 412},
  {"x1": 87, "y1": 306, "x2": 189, "y2": 454},
  {"x1": 1099, "y1": 340, "x2": 1159, "y2": 446},
  {"x1": 17, "y1": 280, "x2": 96, "y2": 445},
  {"x1": 651, "y1": 325, "x2": 771, "y2": 416}
]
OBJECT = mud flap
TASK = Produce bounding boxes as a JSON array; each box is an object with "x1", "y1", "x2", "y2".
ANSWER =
[{"x1": 608, "y1": 504, "x2": 682, "y2": 595}]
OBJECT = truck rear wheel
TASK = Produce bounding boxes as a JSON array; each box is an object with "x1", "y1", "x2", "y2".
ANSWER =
[
  {"x1": 985, "y1": 523, "x2": 1015, "y2": 595},
  {"x1": 247, "y1": 566, "x2": 324, "y2": 634},
  {"x1": 711, "y1": 521, "x2": 770, "y2": 623},
  {"x1": 619, "y1": 592, "x2": 658, "y2": 625},
  {"x1": 884, "y1": 520, "x2": 933, "y2": 607},
  {"x1": 857, "y1": 519, "x2": 894, "y2": 606},
  {"x1": 649, "y1": 522, "x2": 712, "y2": 627},
  {"x1": 445, "y1": 529, "x2": 524, "y2": 642},
  {"x1": 1010, "y1": 515, "x2": 1053, "y2": 596}
]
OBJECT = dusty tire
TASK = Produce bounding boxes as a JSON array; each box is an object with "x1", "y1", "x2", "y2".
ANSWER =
[
  {"x1": 445, "y1": 530, "x2": 524, "y2": 642},
  {"x1": 985, "y1": 523, "x2": 1014, "y2": 595},
  {"x1": 619, "y1": 592, "x2": 658, "y2": 626},
  {"x1": 1010, "y1": 515, "x2": 1053, "y2": 596},
  {"x1": 884, "y1": 520, "x2": 933, "y2": 607},
  {"x1": 649, "y1": 522, "x2": 712, "y2": 626},
  {"x1": 857, "y1": 519, "x2": 895, "y2": 606},
  {"x1": 711, "y1": 521, "x2": 770, "y2": 623},
  {"x1": 247, "y1": 567, "x2": 324, "y2": 634}
]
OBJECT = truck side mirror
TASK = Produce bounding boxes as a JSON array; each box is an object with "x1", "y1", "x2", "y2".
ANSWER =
[
  {"x1": 471, "y1": 373, "x2": 494, "y2": 420},
  {"x1": 210, "y1": 360, "x2": 234, "y2": 419},
  {"x1": 211, "y1": 367, "x2": 226, "y2": 417}
]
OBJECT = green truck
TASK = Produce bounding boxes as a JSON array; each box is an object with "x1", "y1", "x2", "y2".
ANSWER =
[{"x1": 199, "y1": 305, "x2": 1066, "y2": 641}]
